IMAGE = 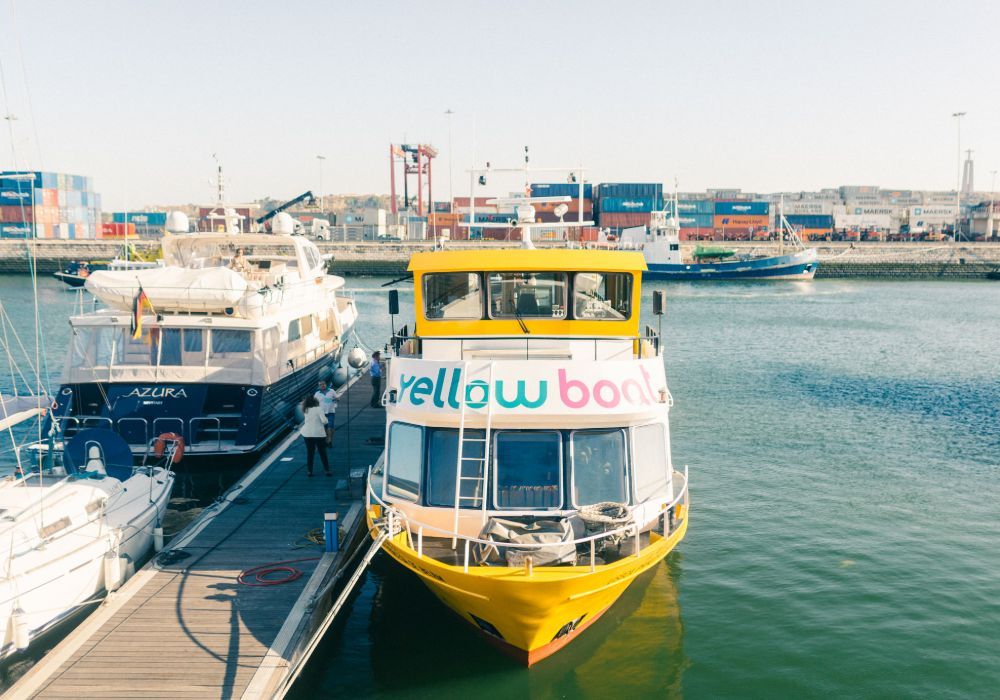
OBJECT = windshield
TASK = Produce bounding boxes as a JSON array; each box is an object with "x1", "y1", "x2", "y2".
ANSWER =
[
  {"x1": 573, "y1": 272, "x2": 631, "y2": 320},
  {"x1": 571, "y1": 429, "x2": 628, "y2": 505},
  {"x1": 494, "y1": 431, "x2": 562, "y2": 509},
  {"x1": 489, "y1": 272, "x2": 567, "y2": 319}
]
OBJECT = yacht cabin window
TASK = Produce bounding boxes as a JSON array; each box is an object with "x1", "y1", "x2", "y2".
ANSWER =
[
  {"x1": 210, "y1": 330, "x2": 252, "y2": 368},
  {"x1": 386, "y1": 422, "x2": 422, "y2": 501},
  {"x1": 489, "y1": 272, "x2": 568, "y2": 319},
  {"x1": 425, "y1": 428, "x2": 485, "y2": 508},
  {"x1": 424, "y1": 273, "x2": 483, "y2": 320},
  {"x1": 288, "y1": 315, "x2": 313, "y2": 342},
  {"x1": 493, "y1": 431, "x2": 562, "y2": 510},
  {"x1": 571, "y1": 429, "x2": 629, "y2": 506},
  {"x1": 159, "y1": 329, "x2": 205, "y2": 366},
  {"x1": 633, "y1": 423, "x2": 670, "y2": 500},
  {"x1": 572, "y1": 272, "x2": 632, "y2": 320}
]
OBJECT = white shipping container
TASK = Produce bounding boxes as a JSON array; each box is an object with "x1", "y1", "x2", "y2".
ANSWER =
[
  {"x1": 362, "y1": 207, "x2": 387, "y2": 226},
  {"x1": 835, "y1": 213, "x2": 893, "y2": 230},
  {"x1": 783, "y1": 201, "x2": 833, "y2": 215}
]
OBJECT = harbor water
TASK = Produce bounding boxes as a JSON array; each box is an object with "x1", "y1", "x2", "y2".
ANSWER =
[{"x1": 1, "y1": 276, "x2": 998, "y2": 697}]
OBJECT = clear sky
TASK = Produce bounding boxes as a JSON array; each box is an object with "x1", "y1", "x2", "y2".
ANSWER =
[{"x1": 1, "y1": 0, "x2": 998, "y2": 209}]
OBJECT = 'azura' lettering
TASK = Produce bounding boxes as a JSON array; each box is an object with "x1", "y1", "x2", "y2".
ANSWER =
[{"x1": 125, "y1": 387, "x2": 189, "y2": 399}]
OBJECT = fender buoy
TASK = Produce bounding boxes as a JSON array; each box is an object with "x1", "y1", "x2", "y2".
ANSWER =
[{"x1": 154, "y1": 432, "x2": 185, "y2": 463}]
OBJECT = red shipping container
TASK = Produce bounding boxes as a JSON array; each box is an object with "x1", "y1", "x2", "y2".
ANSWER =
[
  {"x1": 598, "y1": 212, "x2": 651, "y2": 228},
  {"x1": 100, "y1": 222, "x2": 137, "y2": 238},
  {"x1": 452, "y1": 197, "x2": 494, "y2": 209},
  {"x1": 39, "y1": 189, "x2": 58, "y2": 207},
  {"x1": 0, "y1": 205, "x2": 30, "y2": 223}
]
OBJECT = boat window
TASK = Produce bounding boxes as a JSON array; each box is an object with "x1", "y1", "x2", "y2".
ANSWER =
[
  {"x1": 493, "y1": 431, "x2": 562, "y2": 510},
  {"x1": 633, "y1": 423, "x2": 670, "y2": 501},
  {"x1": 425, "y1": 428, "x2": 485, "y2": 509},
  {"x1": 70, "y1": 326, "x2": 117, "y2": 367},
  {"x1": 304, "y1": 246, "x2": 321, "y2": 272},
  {"x1": 489, "y1": 272, "x2": 567, "y2": 319},
  {"x1": 571, "y1": 429, "x2": 628, "y2": 506},
  {"x1": 288, "y1": 315, "x2": 312, "y2": 342},
  {"x1": 424, "y1": 272, "x2": 483, "y2": 320},
  {"x1": 118, "y1": 328, "x2": 157, "y2": 365},
  {"x1": 159, "y1": 329, "x2": 205, "y2": 366},
  {"x1": 386, "y1": 422, "x2": 422, "y2": 501},
  {"x1": 573, "y1": 272, "x2": 631, "y2": 320},
  {"x1": 210, "y1": 330, "x2": 252, "y2": 368}
]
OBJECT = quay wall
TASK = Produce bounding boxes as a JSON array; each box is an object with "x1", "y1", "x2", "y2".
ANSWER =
[{"x1": 0, "y1": 239, "x2": 997, "y2": 279}]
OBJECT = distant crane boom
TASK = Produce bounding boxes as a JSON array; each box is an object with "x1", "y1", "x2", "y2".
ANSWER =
[{"x1": 255, "y1": 191, "x2": 315, "y2": 225}]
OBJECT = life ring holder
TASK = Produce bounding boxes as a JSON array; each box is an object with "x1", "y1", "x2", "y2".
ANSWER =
[{"x1": 153, "y1": 432, "x2": 185, "y2": 464}]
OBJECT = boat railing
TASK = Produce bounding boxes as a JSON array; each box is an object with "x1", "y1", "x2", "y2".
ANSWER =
[
  {"x1": 366, "y1": 466, "x2": 688, "y2": 575},
  {"x1": 58, "y1": 414, "x2": 231, "y2": 451},
  {"x1": 390, "y1": 331, "x2": 661, "y2": 361}
]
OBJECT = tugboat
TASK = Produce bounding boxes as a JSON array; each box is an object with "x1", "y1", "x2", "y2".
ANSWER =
[
  {"x1": 366, "y1": 240, "x2": 689, "y2": 664},
  {"x1": 45, "y1": 206, "x2": 357, "y2": 459},
  {"x1": 619, "y1": 195, "x2": 819, "y2": 280}
]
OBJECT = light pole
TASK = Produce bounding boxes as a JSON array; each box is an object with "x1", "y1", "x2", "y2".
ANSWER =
[
  {"x1": 989, "y1": 169, "x2": 998, "y2": 240},
  {"x1": 445, "y1": 109, "x2": 454, "y2": 207},
  {"x1": 952, "y1": 112, "x2": 966, "y2": 241},
  {"x1": 316, "y1": 155, "x2": 326, "y2": 213}
]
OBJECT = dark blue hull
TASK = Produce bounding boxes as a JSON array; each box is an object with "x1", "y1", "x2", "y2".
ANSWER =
[
  {"x1": 645, "y1": 251, "x2": 819, "y2": 280},
  {"x1": 47, "y1": 350, "x2": 342, "y2": 459}
]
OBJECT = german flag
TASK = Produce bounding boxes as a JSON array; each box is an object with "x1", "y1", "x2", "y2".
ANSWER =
[{"x1": 131, "y1": 285, "x2": 155, "y2": 339}]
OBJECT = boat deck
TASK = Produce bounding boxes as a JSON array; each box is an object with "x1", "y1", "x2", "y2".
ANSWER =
[
  {"x1": 8, "y1": 372, "x2": 386, "y2": 700},
  {"x1": 418, "y1": 530, "x2": 655, "y2": 567}
]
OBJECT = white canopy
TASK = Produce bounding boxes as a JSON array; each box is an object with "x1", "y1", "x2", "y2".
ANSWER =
[
  {"x1": 0, "y1": 394, "x2": 48, "y2": 431},
  {"x1": 85, "y1": 266, "x2": 250, "y2": 312}
]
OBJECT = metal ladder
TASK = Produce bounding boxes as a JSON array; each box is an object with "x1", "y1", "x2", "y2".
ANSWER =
[{"x1": 452, "y1": 361, "x2": 494, "y2": 548}]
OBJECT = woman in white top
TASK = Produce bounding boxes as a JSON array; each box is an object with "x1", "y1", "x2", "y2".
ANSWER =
[{"x1": 300, "y1": 394, "x2": 331, "y2": 477}]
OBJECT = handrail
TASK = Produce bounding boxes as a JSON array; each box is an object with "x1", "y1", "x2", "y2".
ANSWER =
[{"x1": 367, "y1": 467, "x2": 688, "y2": 557}]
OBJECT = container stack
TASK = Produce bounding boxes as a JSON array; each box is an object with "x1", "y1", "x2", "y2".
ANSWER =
[
  {"x1": 595, "y1": 183, "x2": 663, "y2": 230},
  {"x1": 0, "y1": 171, "x2": 102, "y2": 239},
  {"x1": 784, "y1": 214, "x2": 834, "y2": 241},
  {"x1": 111, "y1": 212, "x2": 167, "y2": 238},
  {"x1": 713, "y1": 201, "x2": 770, "y2": 240},
  {"x1": 675, "y1": 200, "x2": 715, "y2": 240},
  {"x1": 529, "y1": 183, "x2": 594, "y2": 223}
]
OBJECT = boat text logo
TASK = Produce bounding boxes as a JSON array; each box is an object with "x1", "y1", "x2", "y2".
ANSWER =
[
  {"x1": 396, "y1": 367, "x2": 661, "y2": 411},
  {"x1": 124, "y1": 387, "x2": 189, "y2": 399}
]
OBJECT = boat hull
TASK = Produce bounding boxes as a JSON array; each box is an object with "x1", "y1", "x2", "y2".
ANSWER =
[
  {"x1": 48, "y1": 348, "x2": 343, "y2": 460},
  {"x1": 645, "y1": 249, "x2": 819, "y2": 280},
  {"x1": 368, "y1": 506, "x2": 688, "y2": 666}
]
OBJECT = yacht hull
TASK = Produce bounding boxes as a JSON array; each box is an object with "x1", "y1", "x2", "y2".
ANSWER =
[
  {"x1": 368, "y1": 506, "x2": 688, "y2": 666},
  {"x1": 645, "y1": 249, "x2": 819, "y2": 280},
  {"x1": 49, "y1": 348, "x2": 343, "y2": 460}
]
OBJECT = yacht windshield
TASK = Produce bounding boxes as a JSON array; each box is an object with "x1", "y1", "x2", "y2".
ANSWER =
[
  {"x1": 494, "y1": 431, "x2": 562, "y2": 509},
  {"x1": 489, "y1": 272, "x2": 567, "y2": 319},
  {"x1": 571, "y1": 429, "x2": 628, "y2": 506},
  {"x1": 573, "y1": 272, "x2": 631, "y2": 320},
  {"x1": 424, "y1": 273, "x2": 482, "y2": 319}
]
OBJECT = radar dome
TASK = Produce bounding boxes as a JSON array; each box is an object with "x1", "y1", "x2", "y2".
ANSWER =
[
  {"x1": 272, "y1": 212, "x2": 296, "y2": 235},
  {"x1": 165, "y1": 211, "x2": 190, "y2": 234}
]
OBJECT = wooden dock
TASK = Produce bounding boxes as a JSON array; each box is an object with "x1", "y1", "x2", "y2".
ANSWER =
[{"x1": 8, "y1": 373, "x2": 386, "y2": 699}]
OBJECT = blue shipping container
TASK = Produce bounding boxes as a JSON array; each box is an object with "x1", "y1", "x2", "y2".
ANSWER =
[
  {"x1": 597, "y1": 196, "x2": 663, "y2": 213},
  {"x1": 530, "y1": 183, "x2": 594, "y2": 200},
  {"x1": 785, "y1": 214, "x2": 833, "y2": 228},
  {"x1": 0, "y1": 189, "x2": 33, "y2": 206},
  {"x1": 597, "y1": 183, "x2": 663, "y2": 200},
  {"x1": 0, "y1": 223, "x2": 35, "y2": 238},
  {"x1": 0, "y1": 171, "x2": 58, "y2": 189},
  {"x1": 676, "y1": 200, "x2": 714, "y2": 215},
  {"x1": 715, "y1": 201, "x2": 769, "y2": 216},
  {"x1": 679, "y1": 213, "x2": 715, "y2": 228}
]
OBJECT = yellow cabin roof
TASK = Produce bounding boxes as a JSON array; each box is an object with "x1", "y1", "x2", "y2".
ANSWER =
[{"x1": 408, "y1": 248, "x2": 648, "y2": 274}]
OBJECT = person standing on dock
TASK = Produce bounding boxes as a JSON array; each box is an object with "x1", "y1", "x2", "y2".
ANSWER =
[
  {"x1": 300, "y1": 395, "x2": 331, "y2": 477},
  {"x1": 369, "y1": 351, "x2": 383, "y2": 408},
  {"x1": 315, "y1": 379, "x2": 338, "y2": 446}
]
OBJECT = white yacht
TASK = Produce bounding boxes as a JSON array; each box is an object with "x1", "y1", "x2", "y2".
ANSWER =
[{"x1": 48, "y1": 221, "x2": 357, "y2": 458}]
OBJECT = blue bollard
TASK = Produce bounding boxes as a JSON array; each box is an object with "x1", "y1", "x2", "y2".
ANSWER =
[{"x1": 324, "y1": 512, "x2": 339, "y2": 553}]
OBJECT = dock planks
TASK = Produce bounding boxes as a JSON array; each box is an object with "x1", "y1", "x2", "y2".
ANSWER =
[{"x1": 9, "y1": 373, "x2": 386, "y2": 700}]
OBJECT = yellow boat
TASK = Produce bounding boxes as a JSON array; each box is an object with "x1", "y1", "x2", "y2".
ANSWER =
[{"x1": 366, "y1": 247, "x2": 689, "y2": 665}]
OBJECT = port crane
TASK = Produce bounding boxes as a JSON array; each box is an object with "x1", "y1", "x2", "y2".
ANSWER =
[
  {"x1": 255, "y1": 191, "x2": 316, "y2": 227},
  {"x1": 389, "y1": 144, "x2": 437, "y2": 216}
]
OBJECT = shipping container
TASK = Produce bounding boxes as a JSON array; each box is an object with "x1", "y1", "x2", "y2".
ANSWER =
[
  {"x1": 596, "y1": 196, "x2": 662, "y2": 213},
  {"x1": 597, "y1": 212, "x2": 651, "y2": 228},
  {"x1": 713, "y1": 214, "x2": 769, "y2": 229},
  {"x1": 678, "y1": 213, "x2": 714, "y2": 228},
  {"x1": 676, "y1": 200, "x2": 714, "y2": 215},
  {"x1": 433, "y1": 201, "x2": 453, "y2": 213},
  {"x1": 0, "y1": 205, "x2": 30, "y2": 223},
  {"x1": 529, "y1": 183, "x2": 594, "y2": 200},
  {"x1": 100, "y1": 222, "x2": 137, "y2": 238},
  {"x1": 112, "y1": 211, "x2": 168, "y2": 226},
  {"x1": 715, "y1": 201, "x2": 769, "y2": 216},
  {"x1": 0, "y1": 223, "x2": 35, "y2": 238},
  {"x1": 678, "y1": 227, "x2": 716, "y2": 241},
  {"x1": 596, "y1": 183, "x2": 663, "y2": 200},
  {"x1": 0, "y1": 189, "x2": 32, "y2": 206},
  {"x1": 785, "y1": 214, "x2": 834, "y2": 229},
  {"x1": 0, "y1": 172, "x2": 58, "y2": 190}
]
